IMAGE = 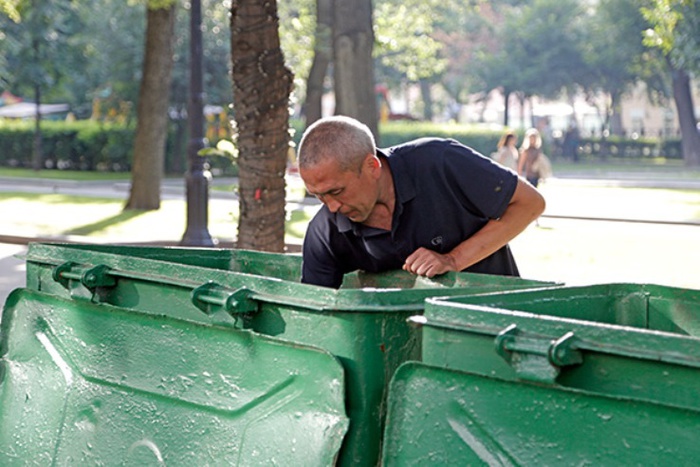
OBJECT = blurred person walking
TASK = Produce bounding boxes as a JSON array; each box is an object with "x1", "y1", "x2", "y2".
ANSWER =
[
  {"x1": 494, "y1": 131, "x2": 519, "y2": 171},
  {"x1": 518, "y1": 128, "x2": 551, "y2": 188}
]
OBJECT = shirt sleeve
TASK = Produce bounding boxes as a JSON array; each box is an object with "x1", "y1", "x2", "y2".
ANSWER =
[{"x1": 441, "y1": 140, "x2": 518, "y2": 220}]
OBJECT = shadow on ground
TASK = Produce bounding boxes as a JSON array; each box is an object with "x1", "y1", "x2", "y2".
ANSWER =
[{"x1": 63, "y1": 210, "x2": 148, "y2": 236}]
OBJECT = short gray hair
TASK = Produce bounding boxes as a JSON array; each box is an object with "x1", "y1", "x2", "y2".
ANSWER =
[{"x1": 298, "y1": 115, "x2": 376, "y2": 172}]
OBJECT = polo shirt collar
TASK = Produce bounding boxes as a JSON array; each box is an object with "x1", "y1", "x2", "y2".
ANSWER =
[{"x1": 380, "y1": 148, "x2": 416, "y2": 225}]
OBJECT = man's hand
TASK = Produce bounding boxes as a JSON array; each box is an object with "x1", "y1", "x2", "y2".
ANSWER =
[{"x1": 402, "y1": 247, "x2": 457, "y2": 278}]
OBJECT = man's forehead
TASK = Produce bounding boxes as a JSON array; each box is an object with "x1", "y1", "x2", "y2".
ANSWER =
[{"x1": 301, "y1": 159, "x2": 347, "y2": 191}]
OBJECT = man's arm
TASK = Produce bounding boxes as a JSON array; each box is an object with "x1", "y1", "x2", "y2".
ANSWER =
[{"x1": 402, "y1": 178, "x2": 545, "y2": 277}]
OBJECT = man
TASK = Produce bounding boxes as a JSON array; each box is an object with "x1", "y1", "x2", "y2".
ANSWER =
[{"x1": 298, "y1": 115, "x2": 546, "y2": 288}]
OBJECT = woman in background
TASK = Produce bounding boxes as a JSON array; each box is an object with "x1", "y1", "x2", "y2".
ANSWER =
[
  {"x1": 494, "y1": 131, "x2": 519, "y2": 171},
  {"x1": 518, "y1": 128, "x2": 545, "y2": 187}
]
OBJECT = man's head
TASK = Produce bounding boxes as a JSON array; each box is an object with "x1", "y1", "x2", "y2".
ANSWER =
[
  {"x1": 298, "y1": 116, "x2": 383, "y2": 223},
  {"x1": 298, "y1": 115, "x2": 376, "y2": 172}
]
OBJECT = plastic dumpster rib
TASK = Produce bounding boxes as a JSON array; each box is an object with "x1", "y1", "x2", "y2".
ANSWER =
[
  {"x1": 382, "y1": 362, "x2": 700, "y2": 466},
  {"x1": 0, "y1": 289, "x2": 348, "y2": 466}
]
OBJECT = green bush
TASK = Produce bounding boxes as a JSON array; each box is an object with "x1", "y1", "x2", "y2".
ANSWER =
[
  {"x1": 0, "y1": 119, "x2": 191, "y2": 172},
  {"x1": 577, "y1": 136, "x2": 682, "y2": 160},
  {"x1": 0, "y1": 118, "x2": 684, "y2": 174},
  {"x1": 0, "y1": 120, "x2": 137, "y2": 171},
  {"x1": 291, "y1": 119, "x2": 505, "y2": 157},
  {"x1": 378, "y1": 121, "x2": 504, "y2": 156}
]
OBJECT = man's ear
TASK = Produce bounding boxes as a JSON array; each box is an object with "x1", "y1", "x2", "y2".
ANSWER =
[{"x1": 366, "y1": 153, "x2": 381, "y2": 170}]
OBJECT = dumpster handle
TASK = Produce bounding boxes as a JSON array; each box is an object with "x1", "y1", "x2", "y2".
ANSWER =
[
  {"x1": 495, "y1": 324, "x2": 583, "y2": 383},
  {"x1": 52, "y1": 262, "x2": 117, "y2": 290},
  {"x1": 190, "y1": 282, "x2": 258, "y2": 315}
]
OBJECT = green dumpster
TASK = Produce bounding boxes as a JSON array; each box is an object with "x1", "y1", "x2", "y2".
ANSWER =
[
  {"x1": 0, "y1": 288, "x2": 348, "y2": 465},
  {"x1": 18, "y1": 242, "x2": 558, "y2": 466},
  {"x1": 380, "y1": 283, "x2": 700, "y2": 465},
  {"x1": 382, "y1": 361, "x2": 700, "y2": 466},
  {"x1": 416, "y1": 283, "x2": 700, "y2": 410}
]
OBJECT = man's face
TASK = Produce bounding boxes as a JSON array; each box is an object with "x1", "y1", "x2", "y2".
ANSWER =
[{"x1": 300, "y1": 154, "x2": 379, "y2": 223}]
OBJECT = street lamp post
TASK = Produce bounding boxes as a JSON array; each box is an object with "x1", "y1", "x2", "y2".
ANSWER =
[{"x1": 181, "y1": 0, "x2": 215, "y2": 247}]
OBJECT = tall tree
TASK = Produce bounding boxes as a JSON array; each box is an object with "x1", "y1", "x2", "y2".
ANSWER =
[
  {"x1": 230, "y1": 0, "x2": 293, "y2": 252},
  {"x1": 1, "y1": 0, "x2": 82, "y2": 170},
  {"x1": 302, "y1": 0, "x2": 332, "y2": 126},
  {"x1": 642, "y1": 0, "x2": 700, "y2": 166},
  {"x1": 125, "y1": 0, "x2": 176, "y2": 210},
  {"x1": 333, "y1": 0, "x2": 378, "y2": 138},
  {"x1": 373, "y1": 0, "x2": 447, "y2": 120},
  {"x1": 581, "y1": 0, "x2": 664, "y2": 136}
]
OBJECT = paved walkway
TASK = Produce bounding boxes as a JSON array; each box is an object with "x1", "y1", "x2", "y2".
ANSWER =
[{"x1": 0, "y1": 243, "x2": 26, "y2": 306}]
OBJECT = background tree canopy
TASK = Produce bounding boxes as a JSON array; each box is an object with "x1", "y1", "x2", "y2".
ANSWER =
[{"x1": 1, "y1": 0, "x2": 698, "y2": 164}]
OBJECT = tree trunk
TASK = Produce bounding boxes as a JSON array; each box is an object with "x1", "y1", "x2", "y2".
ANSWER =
[
  {"x1": 332, "y1": 0, "x2": 378, "y2": 141},
  {"x1": 609, "y1": 92, "x2": 624, "y2": 136},
  {"x1": 419, "y1": 79, "x2": 433, "y2": 121},
  {"x1": 502, "y1": 89, "x2": 511, "y2": 127},
  {"x1": 32, "y1": 84, "x2": 42, "y2": 171},
  {"x1": 231, "y1": 0, "x2": 293, "y2": 252},
  {"x1": 125, "y1": 4, "x2": 176, "y2": 211},
  {"x1": 671, "y1": 67, "x2": 700, "y2": 167},
  {"x1": 302, "y1": 0, "x2": 332, "y2": 127}
]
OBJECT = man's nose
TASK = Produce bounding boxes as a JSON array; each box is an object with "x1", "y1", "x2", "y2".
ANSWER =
[
  {"x1": 318, "y1": 195, "x2": 343, "y2": 212},
  {"x1": 323, "y1": 196, "x2": 342, "y2": 213}
]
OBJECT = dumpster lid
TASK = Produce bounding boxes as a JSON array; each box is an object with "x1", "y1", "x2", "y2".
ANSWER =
[
  {"x1": 0, "y1": 289, "x2": 349, "y2": 465},
  {"x1": 25, "y1": 243, "x2": 559, "y2": 313},
  {"x1": 421, "y1": 286, "x2": 700, "y2": 370},
  {"x1": 382, "y1": 362, "x2": 700, "y2": 466}
]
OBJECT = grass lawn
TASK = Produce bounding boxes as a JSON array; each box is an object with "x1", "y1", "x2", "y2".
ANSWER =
[
  {"x1": 0, "y1": 191, "x2": 313, "y2": 247},
  {"x1": 0, "y1": 167, "x2": 131, "y2": 181}
]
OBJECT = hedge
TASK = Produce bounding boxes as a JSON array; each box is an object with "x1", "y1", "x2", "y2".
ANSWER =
[
  {"x1": 0, "y1": 119, "x2": 684, "y2": 175},
  {"x1": 575, "y1": 136, "x2": 682, "y2": 160},
  {"x1": 0, "y1": 120, "x2": 136, "y2": 171}
]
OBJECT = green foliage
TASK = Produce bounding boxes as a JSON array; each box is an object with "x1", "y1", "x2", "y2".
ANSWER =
[
  {"x1": 278, "y1": 0, "x2": 316, "y2": 102},
  {"x1": 583, "y1": 0, "x2": 667, "y2": 100},
  {"x1": 145, "y1": 0, "x2": 176, "y2": 9},
  {"x1": 577, "y1": 135, "x2": 682, "y2": 160},
  {"x1": 378, "y1": 121, "x2": 504, "y2": 156},
  {"x1": 0, "y1": 120, "x2": 135, "y2": 171},
  {"x1": 642, "y1": 0, "x2": 700, "y2": 73},
  {"x1": 0, "y1": 0, "x2": 19, "y2": 22},
  {"x1": 374, "y1": 0, "x2": 447, "y2": 83},
  {"x1": 1, "y1": 0, "x2": 83, "y2": 101}
]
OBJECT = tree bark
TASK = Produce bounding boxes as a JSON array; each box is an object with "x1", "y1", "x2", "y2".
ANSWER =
[
  {"x1": 302, "y1": 0, "x2": 332, "y2": 127},
  {"x1": 231, "y1": 0, "x2": 293, "y2": 252},
  {"x1": 609, "y1": 92, "x2": 624, "y2": 136},
  {"x1": 419, "y1": 79, "x2": 434, "y2": 122},
  {"x1": 32, "y1": 83, "x2": 43, "y2": 171},
  {"x1": 671, "y1": 67, "x2": 700, "y2": 167},
  {"x1": 332, "y1": 0, "x2": 378, "y2": 141},
  {"x1": 125, "y1": 4, "x2": 176, "y2": 211},
  {"x1": 502, "y1": 89, "x2": 511, "y2": 128}
]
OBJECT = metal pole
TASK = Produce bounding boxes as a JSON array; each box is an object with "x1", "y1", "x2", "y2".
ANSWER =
[{"x1": 181, "y1": 0, "x2": 215, "y2": 246}]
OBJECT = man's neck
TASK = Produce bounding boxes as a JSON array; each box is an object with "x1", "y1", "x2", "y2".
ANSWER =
[{"x1": 361, "y1": 162, "x2": 395, "y2": 231}]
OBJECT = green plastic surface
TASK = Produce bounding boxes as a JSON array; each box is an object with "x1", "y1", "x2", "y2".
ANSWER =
[
  {"x1": 19, "y1": 243, "x2": 557, "y2": 466},
  {"x1": 0, "y1": 289, "x2": 348, "y2": 466},
  {"x1": 421, "y1": 283, "x2": 700, "y2": 410},
  {"x1": 383, "y1": 362, "x2": 700, "y2": 466}
]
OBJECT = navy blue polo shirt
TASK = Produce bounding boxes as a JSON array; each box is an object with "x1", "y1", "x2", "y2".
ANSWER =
[{"x1": 301, "y1": 137, "x2": 520, "y2": 288}]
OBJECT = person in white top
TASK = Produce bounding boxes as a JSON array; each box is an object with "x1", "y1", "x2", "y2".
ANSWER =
[{"x1": 494, "y1": 131, "x2": 519, "y2": 171}]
